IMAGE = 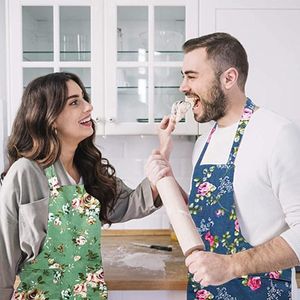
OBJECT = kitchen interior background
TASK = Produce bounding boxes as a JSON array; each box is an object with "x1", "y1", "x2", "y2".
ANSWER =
[
  {"x1": 0, "y1": 1, "x2": 300, "y2": 298},
  {"x1": 0, "y1": 0, "x2": 196, "y2": 230},
  {"x1": 1, "y1": 0, "x2": 300, "y2": 232}
]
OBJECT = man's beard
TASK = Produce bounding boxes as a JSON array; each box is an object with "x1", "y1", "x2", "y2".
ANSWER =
[{"x1": 194, "y1": 79, "x2": 227, "y2": 123}]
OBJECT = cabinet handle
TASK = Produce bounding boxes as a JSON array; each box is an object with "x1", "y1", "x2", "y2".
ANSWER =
[
  {"x1": 108, "y1": 117, "x2": 116, "y2": 123},
  {"x1": 95, "y1": 117, "x2": 105, "y2": 124}
]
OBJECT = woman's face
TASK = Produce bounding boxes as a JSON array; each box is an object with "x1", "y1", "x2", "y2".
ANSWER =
[{"x1": 54, "y1": 79, "x2": 93, "y2": 146}]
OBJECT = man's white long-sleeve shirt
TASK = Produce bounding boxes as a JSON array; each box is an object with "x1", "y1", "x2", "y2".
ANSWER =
[{"x1": 192, "y1": 107, "x2": 300, "y2": 260}]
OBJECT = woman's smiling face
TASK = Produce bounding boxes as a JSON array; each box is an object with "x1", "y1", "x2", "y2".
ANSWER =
[{"x1": 54, "y1": 79, "x2": 94, "y2": 145}]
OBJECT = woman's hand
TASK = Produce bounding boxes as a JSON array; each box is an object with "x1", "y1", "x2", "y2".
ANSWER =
[
  {"x1": 145, "y1": 149, "x2": 173, "y2": 187},
  {"x1": 159, "y1": 116, "x2": 176, "y2": 161}
]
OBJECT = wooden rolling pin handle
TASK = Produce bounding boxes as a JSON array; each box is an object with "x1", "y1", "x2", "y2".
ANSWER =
[
  {"x1": 184, "y1": 245, "x2": 204, "y2": 257},
  {"x1": 156, "y1": 176, "x2": 205, "y2": 256}
]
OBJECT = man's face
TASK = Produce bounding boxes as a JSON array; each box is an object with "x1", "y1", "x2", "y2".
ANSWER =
[{"x1": 180, "y1": 48, "x2": 227, "y2": 123}]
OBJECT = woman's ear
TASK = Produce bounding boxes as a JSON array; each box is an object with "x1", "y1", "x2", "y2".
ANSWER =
[
  {"x1": 220, "y1": 67, "x2": 239, "y2": 90},
  {"x1": 52, "y1": 123, "x2": 58, "y2": 135}
]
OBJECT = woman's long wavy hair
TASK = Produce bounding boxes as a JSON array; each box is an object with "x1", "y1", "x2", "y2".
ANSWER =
[{"x1": 2, "y1": 72, "x2": 117, "y2": 223}]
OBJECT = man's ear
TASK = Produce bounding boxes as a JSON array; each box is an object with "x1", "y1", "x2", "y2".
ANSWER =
[{"x1": 220, "y1": 67, "x2": 238, "y2": 90}]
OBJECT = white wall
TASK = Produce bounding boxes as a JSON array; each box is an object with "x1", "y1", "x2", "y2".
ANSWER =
[
  {"x1": 0, "y1": 0, "x2": 7, "y2": 173},
  {"x1": 97, "y1": 135, "x2": 195, "y2": 229}
]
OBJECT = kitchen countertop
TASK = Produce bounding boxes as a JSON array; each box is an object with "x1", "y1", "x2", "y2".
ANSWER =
[
  {"x1": 102, "y1": 229, "x2": 187, "y2": 290},
  {"x1": 14, "y1": 229, "x2": 300, "y2": 290},
  {"x1": 102, "y1": 229, "x2": 300, "y2": 290}
]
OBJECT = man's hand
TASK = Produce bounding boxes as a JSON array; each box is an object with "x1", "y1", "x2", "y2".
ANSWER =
[
  {"x1": 159, "y1": 116, "x2": 176, "y2": 160},
  {"x1": 185, "y1": 251, "x2": 235, "y2": 287}
]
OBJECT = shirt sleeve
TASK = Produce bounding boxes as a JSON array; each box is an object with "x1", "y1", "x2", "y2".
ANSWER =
[
  {"x1": 0, "y1": 159, "x2": 49, "y2": 299},
  {"x1": 0, "y1": 184, "x2": 20, "y2": 300},
  {"x1": 269, "y1": 122, "x2": 300, "y2": 261},
  {"x1": 107, "y1": 178, "x2": 162, "y2": 223}
]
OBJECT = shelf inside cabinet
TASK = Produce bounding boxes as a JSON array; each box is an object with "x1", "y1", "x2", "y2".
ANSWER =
[
  {"x1": 117, "y1": 86, "x2": 179, "y2": 95},
  {"x1": 136, "y1": 117, "x2": 186, "y2": 123},
  {"x1": 117, "y1": 51, "x2": 183, "y2": 53},
  {"x1": 118, "y1": 86, "x2": 179, "y2": 89},
  {"x1": 23, "y1": 51, "x2": 53, "y2": 61},
  {"x1": 117, "y1": 50, "x2": 183, "y2": 61},
  {"x1": 23, "y1": 51, "x2": 91, "y2": 62}
]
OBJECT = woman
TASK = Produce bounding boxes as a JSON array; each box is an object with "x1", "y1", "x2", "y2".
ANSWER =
[{"x1": 0, "y1": 72, "x2": 170, "y2": 300}]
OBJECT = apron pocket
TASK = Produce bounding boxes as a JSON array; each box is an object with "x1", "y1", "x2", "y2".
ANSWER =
[{"x1": 19, "y1": 197, "x2": 49, "y2": 256}]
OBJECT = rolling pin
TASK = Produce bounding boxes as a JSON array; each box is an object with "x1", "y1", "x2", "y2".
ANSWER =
[{"x1": 156, "y1": 176, "x2": 205, "y2": 256}]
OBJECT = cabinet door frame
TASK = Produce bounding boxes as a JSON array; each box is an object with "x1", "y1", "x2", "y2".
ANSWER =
[
  {"x1": 104, "y1": 0, "x2": 199, "y2": 135},
  {"x1": 6, "y1": 0, "x2": 102, "y2": 134}
]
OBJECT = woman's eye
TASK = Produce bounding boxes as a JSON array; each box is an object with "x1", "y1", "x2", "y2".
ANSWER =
[{"x1": 70, "y1": 99, "x2": 79, "y2": 106}]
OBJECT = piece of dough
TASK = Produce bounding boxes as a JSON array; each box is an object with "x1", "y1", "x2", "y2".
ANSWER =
[{"x1": 171, "y1": 100, "x2": 191, "y2": 123}]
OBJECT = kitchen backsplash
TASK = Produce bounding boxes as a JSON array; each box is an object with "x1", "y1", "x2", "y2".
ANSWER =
[{"x1": 96, "y1": 135, "x2": 196, "y2": 230}]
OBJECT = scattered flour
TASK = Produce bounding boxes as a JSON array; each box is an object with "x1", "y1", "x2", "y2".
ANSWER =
[{"x1": 119, "y1": 252, "x2": 168, "y2": 271}]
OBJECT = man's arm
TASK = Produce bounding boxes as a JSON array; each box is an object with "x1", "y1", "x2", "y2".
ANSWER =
[{"x1": 186, "y1": 229, "x2": 299, "y2": 287}]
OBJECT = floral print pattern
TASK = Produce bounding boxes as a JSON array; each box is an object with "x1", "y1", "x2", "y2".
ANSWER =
[
  {"x1": 15, "y1": 166, "x2": 107, "y2": 300},
  {"x1": 187, "y1": 99, "x2": 291, "y2": 300},
  {"x1": 196, "y1": 289, "x2": 214, "y2": 300}
]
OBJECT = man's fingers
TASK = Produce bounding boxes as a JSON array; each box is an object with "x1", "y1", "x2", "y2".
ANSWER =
[{"x1": 185, "y1": 250, "x2": 201, "y2": 267}]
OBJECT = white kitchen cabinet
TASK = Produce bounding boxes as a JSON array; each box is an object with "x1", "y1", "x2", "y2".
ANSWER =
[
  {"x1": 6, "y1": 0, "x2": 198, "y2": 136},
  {"x1": 6, "y1": 0, "x2": 300, "y2": 135},
  {"x1": 103, "y1": 0, "x2": 198, "y2": 134},
  {"x1": 6, "y1": 0, "x2": 99, "y2": 132},
  {"x1": 198, "y1": 0, "x2": 300, "y2": 129}
]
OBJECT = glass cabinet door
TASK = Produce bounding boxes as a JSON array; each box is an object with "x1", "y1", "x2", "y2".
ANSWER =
[
  {"x1": 21, "y1": 5, "x2": 91, "y2": 95},
  {"x1": 23, "y1": 68, "x2": 54, "y2": 87},
  {"x1": 117, "y1": 67, "x2": 148, "y2": 122},
  {"x1": 117, "y1": 6, "x2": 148, "y2": 62},
  {"x1": 154, "y1": 67, "x2": 183, "y2": 121},
  {"x1": 116, "y1": 6, "x2": 149, "y2": 123},
  {"x1": 154, "y1": 6, "x2": 185, "y2": 62},
  {"x1": 105, "y1": 0, "x2": 198, "y2": 135},
  {"x1": 8, "y1": 1, "x2": 95, "y2": 134},
  {"x1": 60, "y1": 68, "x2": 91, "y2": 96},
  {"x1": 60, "y1": 7, "x2": 91, "y2": 62},
  {"x1": 22, "y1": 6, "x2": 54, "y2": 62}
]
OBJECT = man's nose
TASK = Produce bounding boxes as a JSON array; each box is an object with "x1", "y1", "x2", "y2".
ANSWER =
[{"x1": 179, "y1": 79, "x2": 190, "y2": 93}]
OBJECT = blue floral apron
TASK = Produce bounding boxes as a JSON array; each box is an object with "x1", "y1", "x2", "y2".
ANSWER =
[{"x1": 187, "y1": 98, "x2": 291, "y2": 300}]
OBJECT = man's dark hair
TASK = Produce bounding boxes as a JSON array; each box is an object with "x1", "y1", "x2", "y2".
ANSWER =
[{"x1": 183, "y1": 32, "x2": 248, "y2": 91}]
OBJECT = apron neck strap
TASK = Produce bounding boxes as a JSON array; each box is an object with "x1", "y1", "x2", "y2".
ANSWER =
[
  {"x1": 44, "y1": 164, "x2": 61, "y2": 190},
  {"x1": 227, "y1": 98, "x2": 256, "y2": 165},
  {"x1": 198, "y1": 98, "x2": 256, "y2": 165}
]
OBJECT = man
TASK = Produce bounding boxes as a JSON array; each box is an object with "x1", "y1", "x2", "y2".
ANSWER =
[{"x1": 147, "y1": 32, "x2": 300, "y2": 299}]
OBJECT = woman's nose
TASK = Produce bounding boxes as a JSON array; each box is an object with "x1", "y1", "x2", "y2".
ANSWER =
[{"x1": 84, "y1": 101, "x2": 93, "y2": 112}]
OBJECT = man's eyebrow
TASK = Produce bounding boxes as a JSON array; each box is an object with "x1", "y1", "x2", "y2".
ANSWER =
[{"x1": 181, "y1": 70, "x2": 199, "y2": 75}]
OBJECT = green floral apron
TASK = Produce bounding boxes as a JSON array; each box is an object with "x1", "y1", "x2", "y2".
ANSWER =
[{"x1": 15, "y1": 165, "x2": 107, "y2": 300}]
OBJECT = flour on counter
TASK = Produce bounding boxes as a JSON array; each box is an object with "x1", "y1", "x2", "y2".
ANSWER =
[{"x1": 120, "y1": 252, "x2": 169, "y2": 271}]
